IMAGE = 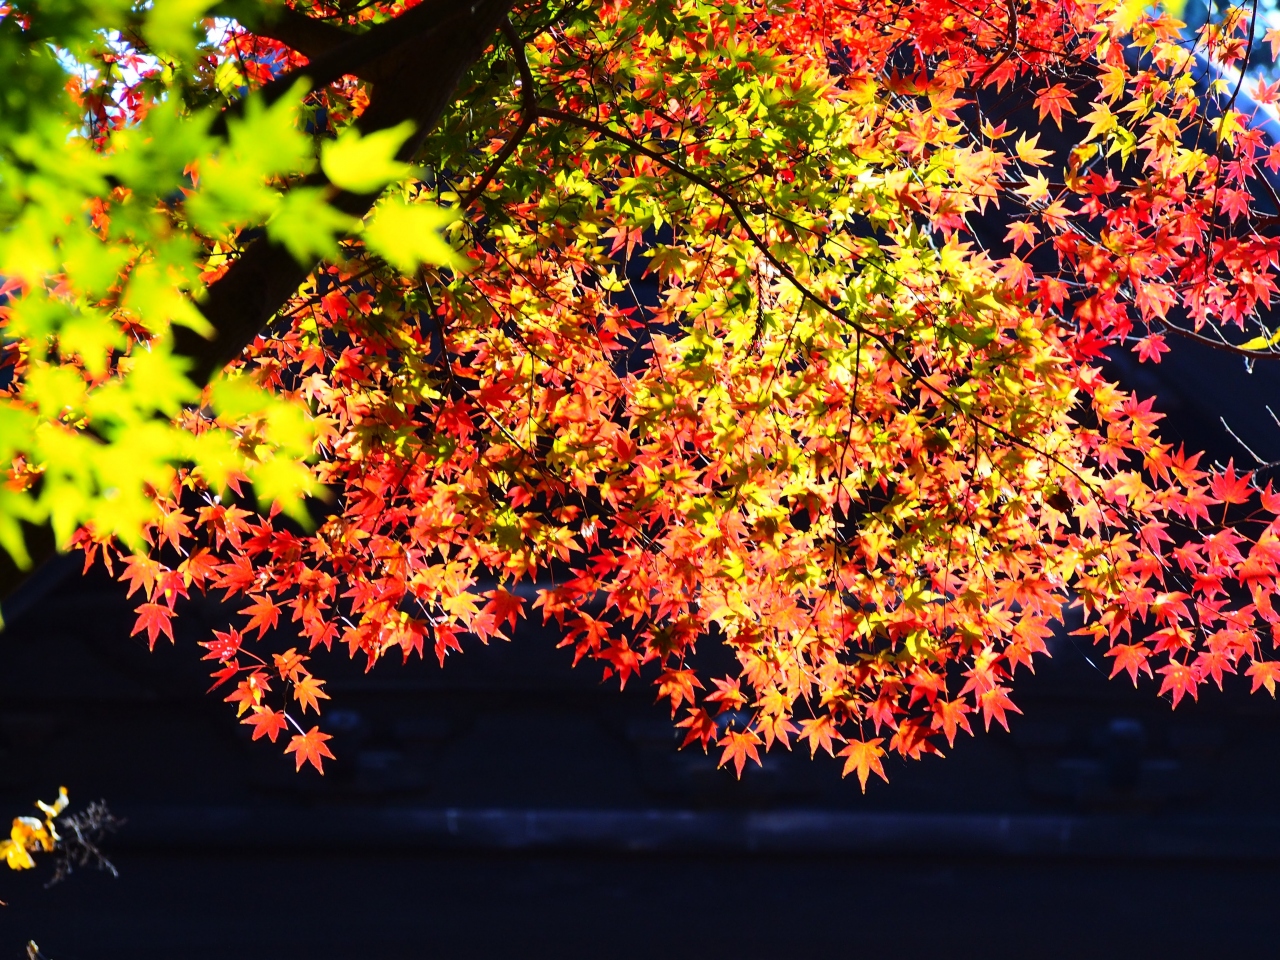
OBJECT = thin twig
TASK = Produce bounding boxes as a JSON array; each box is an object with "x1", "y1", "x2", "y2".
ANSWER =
[
  {"x1": 1221, "y1": 416, "x2": 1267, "y2": 465},
  {"x1": 535, "y1": 106, "x2": 1109, "y2": 503},
  {"x1": 461, "y1": 17, "x2": 539, "y2": 210},
  {"x1": 1160, "y1": 319, "x2": 1280, "y2": 360}
]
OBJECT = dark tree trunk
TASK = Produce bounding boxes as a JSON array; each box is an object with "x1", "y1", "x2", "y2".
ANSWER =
[{"x1": 0, "y1": 0, "x2": 519, "y2": 622}]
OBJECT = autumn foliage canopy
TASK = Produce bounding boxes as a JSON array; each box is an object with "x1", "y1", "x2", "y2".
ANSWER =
[{"x1": 5, "y1": 0, "x2": 1280, "y2": 788}]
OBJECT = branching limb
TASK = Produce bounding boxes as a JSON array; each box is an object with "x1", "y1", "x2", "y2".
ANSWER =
[
  {"x1": 1159, "y1": 318, "x2": 1280, "y2": 360},
  {"x1": 183, "y1": 0, "x2": 519, "y2": 385},
  {"x1": 462, "y1": 17, "x2": 540, "y2": 210},
  {"x1": 535, "y1": 106, "x2": 1112, "y2": 510},
  {"x1": 210, "y1": 0, "x2": 485, "y2": 137},
  {"x1": 250, "y1": 7, "x2": 360, "y2": 63}
]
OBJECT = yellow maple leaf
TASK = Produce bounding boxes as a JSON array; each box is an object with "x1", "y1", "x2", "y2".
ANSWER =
[
  {"x1": 1014, "y1": 133, "x2": 1052, "y2": 167},
  {"x1": 1099, "y1": 64, "x2": 1128, "y2": 104},
  {"x1": 1016, "y1": 172, "x2": 1052, "y2": 204},
  {"x1": 1110, "y1": 0, "x2": 1149, "y2": 33},
  {"x1": 1082, "y1": 102, "x2": 1118, "y2": 142}
]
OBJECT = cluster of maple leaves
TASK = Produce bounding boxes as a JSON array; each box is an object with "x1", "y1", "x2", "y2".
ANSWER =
[{"x1": 41, "y1": 0, "x2": 1280, "y2": 786}]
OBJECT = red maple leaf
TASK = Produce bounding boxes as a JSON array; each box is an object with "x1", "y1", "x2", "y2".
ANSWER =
[
  {"x1": 213, "y1": 555, "x2": 258, "y2": 596},
  {"x1": 200, "y1": 627, "x2": 243, "y2": 663},
  {"x1": 676, "y1": 707, "x2": 717, "y2": 751},
  {"x1": 242, "y1": 707, "x2": 289, "y2": 743},
  {"x1": 131, "y1": 602, "x2": 174, "y2": 650},
  {"x1": 285, "y1": 726, "x2": 335, "y2": 774},
  {"x1": 655, "y1": 668, "x2": 703, "y2": 716},
  {"x1": 1193, "y1": 649, "x2": 1236, "y2": 690},
  {"x1": 1133, "y1": 334, "x2": 1170, "y2": 363},
  {"x1": 320, "y1": 290, "x2": 350, "y2": 321},
  {"x1": 599, "y1": 638, "x2": 642, "y2": 689},
  {"x1": 838, "y1": 738, "x2": 888, "y2": 793},
  {"x1": 1210, "y1": 460, "x2": 1253, "y2": 507},
  {"x1": 206, "y1": 662, "x2": 241, "y2": 692},
  {"x1": 154, "y1": 569, "x2": 189, "y2": 608},
  {"x1": 1260, "y1": 482, "x2": 1280, "y2": 514},
  {"x1": 1105, "y1": 643, "x2": 1154, "y2": 685},
  {"x1": 1247, "y1": 660, "x2": 1280, "y2": 696},
  {"x1": 1157, "y1": 662, "x2": 1199, "y2": 707},
  {"x1": 240, "y1": 594, "x2": 281, "y2": 638},
  {"x1": 480, "y1": 587, "x2": 524, "y2": 635}
]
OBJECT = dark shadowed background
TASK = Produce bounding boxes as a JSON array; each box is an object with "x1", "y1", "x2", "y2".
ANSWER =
[{"x1": 2, "y1": 340, "x2": 1280, "y2": 959}]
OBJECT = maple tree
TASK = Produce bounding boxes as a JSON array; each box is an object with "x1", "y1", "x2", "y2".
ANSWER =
[{"x1": 5, "y1": 0, "x2": 1280, "y2": 789}]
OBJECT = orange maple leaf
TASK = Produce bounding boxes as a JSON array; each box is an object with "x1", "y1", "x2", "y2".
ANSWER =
[
  {"x1": 273, "y1": 647, "x2": 309, "y2": 681},
  {"x1": 285, "y1": 726, "x2": 335, "y2": 774},
  {"x1": 978, "y1": 686, "x2": 1022, "y2": 731},
  {"x1": 154, "y1": 507, "x2": 193, "y2": 552},
  {"x1": 758, "y1": 712, "x2": 798, "y2": 751},
  {"x1": 120, "y1": 555, "x2": 162, "y2": 601},
  {"x1": 1033, "y1": 83, "x2": 1076, "y2": 130},
  {"x1": 224, "y1": 672, "x2": 271, "y2": 717},
  {"x1": 798, "y1": 716, "x2": 844, "y2": 758},
  {"x1": 930, "y1": 698, "x2": 973, "y2": 747},
  {"x1": 838, "y1": 738, "x2": 888, "y2": 793},
  {"x1": 705, "y1": 676, "x2": 748, "y2": 712},
  {"x1": 1266, "y1": 25, "x2": 1280, "y2": 61},
  {"x1": 717, "y1": 729, "x2": 762, "y2": 778},
  {"x1": 292, "y1": 674, "x2": 330, "y2": 715},
  {"x1": 177, "y1": 549, "x2": 219, "y2": 589}
]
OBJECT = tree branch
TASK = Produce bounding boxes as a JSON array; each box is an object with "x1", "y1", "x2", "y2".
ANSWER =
[
  {"x1": 534, "y1": 106, "x2": 1115, "y2": 518},
  {"x1": 210, "y1": 0, "x2": 483, "y2": 138},
  {"x1": 252, "y1": 7, "x2": 359, "y2": 63},
  {"x1": 186, "y1": 0, "x2": 518, "y2": 383},
  {"x1": 461, "y1": 17, "x2": 539, "y2": 210},
  {"x1": 1159, "y1": 319, "x2": 1280, "y2": 361}
]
